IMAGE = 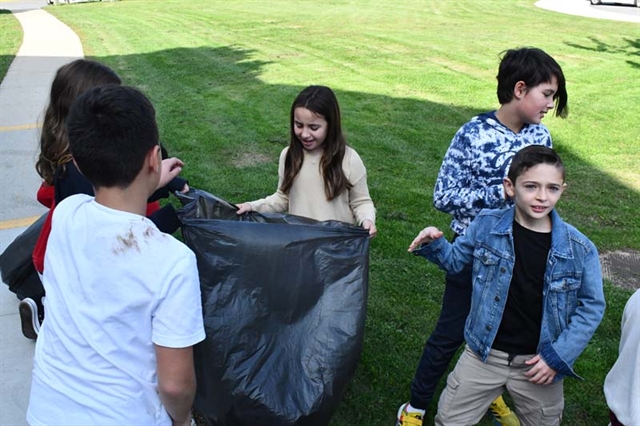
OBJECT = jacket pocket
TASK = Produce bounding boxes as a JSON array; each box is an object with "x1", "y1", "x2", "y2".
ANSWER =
[
  {"x1": 472, "y1": 247, "x2": 500, "y2": 284},
  {"x1": 548, "y1": 276, "x2": 581, "y2": 328}
]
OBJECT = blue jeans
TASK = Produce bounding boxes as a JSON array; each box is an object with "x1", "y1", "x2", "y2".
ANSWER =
[{"x1": 409, "y1": 263, "x2": 472, "y2": 409}]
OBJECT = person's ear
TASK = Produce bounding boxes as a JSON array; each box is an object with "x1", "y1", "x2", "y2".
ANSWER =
[
  {"x1": 560, "y1": 182, "x2": 567, "y2": 194},
  {"x1": 514, "y1": 81, "x2": 528, "y2": 100},
  {"x1": 504, "y1": 177, "x2": 516, "y2": 199},
  {"x1": 148, "y1": 145, "x2": 161, "y2": 173}
]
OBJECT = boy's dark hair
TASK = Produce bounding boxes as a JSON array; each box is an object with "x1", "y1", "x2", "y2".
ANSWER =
[
  {"x1": 508, "y1": 145, "x2": 565, "y2": 183},
  {"x1": 282, "y1": 85, "x2": 352, "y2": 200},
  {"x1": 66, "y1": 85, "x2": 159, "y2": 189},
  {"x1": 497, "y1": 47, "x2": 568, "y2": 118}
]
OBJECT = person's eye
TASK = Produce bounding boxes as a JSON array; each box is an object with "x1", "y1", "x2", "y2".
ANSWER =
[
  {"x1": 524, "y1": 184, "x2": 536, "y2": 190},
  {"x1": 549, "y1": 186, "x2": 560, "y2": 192},
  {"x1": 310, "y1": 126, "x2": 320, "y2": 131}
]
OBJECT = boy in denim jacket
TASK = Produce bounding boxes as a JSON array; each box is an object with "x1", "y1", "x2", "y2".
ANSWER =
[
  {"x1": 408, "y1": 146, "x2": 605, "y2": 426},
  {"x1": 398, "y1": 47, "x2": 568, "y2": 426}
]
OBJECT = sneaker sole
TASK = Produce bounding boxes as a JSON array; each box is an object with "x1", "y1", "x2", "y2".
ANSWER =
[
  {"x1": 19, "y1": 298, "x2": 39, "y2": 340},
  {"x1": 396, "y1": 403, "x2": 406, "y2": 426}
]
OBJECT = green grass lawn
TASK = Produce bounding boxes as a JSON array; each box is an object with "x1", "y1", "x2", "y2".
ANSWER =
[
  {"x1": 46, "y1": 1, "x2": 639, "y2": 424},
  {"x1": 0, "y1": 9, "x2": 22, "y2": 82}
]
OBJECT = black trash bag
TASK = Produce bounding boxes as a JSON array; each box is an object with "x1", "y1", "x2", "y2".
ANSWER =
[
  {"x1": 0, "y1": 213, "x2": 46, "y2": 300},
  {"x1": 176, "y1": 189, "x2": 370, "y2": 426}
]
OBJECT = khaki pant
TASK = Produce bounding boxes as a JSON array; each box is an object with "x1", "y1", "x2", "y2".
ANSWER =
[{"x1": 435, "y1": 345, "x2": 564, "y2": 426}]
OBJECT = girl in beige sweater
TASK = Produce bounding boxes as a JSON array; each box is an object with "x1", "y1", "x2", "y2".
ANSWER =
[{"x1": 237, "y1": 85, "x2": 377, "y2": 237}]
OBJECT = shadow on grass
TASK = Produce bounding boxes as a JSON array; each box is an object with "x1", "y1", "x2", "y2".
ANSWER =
[
  {"x1": 4, "y1": 44, "x2": 637, "y2": 426},
  {"x1": 565, "y1": 36, "x2": 640, "y2": 68},
  {"x1": 565, "y1": 36, "x2": 639, "y2": 54}
]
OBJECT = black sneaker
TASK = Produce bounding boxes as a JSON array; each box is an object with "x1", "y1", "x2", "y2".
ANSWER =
[{"x1": 19, "y1": 298, "x2": 40, "y2": 340}]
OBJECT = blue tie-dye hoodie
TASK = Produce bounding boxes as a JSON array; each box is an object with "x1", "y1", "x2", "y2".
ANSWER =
[{"x1": 433, "y1": 112, "x2": 553, "y2": 235}]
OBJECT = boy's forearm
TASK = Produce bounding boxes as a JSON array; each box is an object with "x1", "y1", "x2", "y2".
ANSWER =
[
  {"x1": 413, "y1": 237, "x2": 461, "y2": 274},
  {"x1": 159, "y1": 380, "x2": 196, "y2": 426},
  {"x1": 412, "y1": 225, "x2": 475, "y2": 275},
  {"x1": 156, "y1": 345, "x2": 197, "y2": 426}
]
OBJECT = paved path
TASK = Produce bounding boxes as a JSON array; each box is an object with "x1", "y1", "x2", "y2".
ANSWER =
[
  {"x1": 0, "y1": 1, "x2": 83, "y2": 424},
  {"x1": 536, "y1": 0, "x2": 640, "y2": 23}
]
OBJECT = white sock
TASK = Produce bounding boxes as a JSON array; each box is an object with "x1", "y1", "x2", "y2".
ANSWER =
[{"x1": 406, "y1": 403, "x2": 426, "y2": 415}]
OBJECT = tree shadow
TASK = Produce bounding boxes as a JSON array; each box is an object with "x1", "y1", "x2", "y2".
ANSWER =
[{"x1": 565, "y1": 36, "x2": 640, "y2": 60}]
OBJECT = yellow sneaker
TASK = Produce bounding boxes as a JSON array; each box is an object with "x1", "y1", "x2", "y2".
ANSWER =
[
  {"x1": 489, "y1": 395, "x2": 520, "y2": 426},
  {"x1": 396, "y1": 403, "x2": 424, "y2": 426}
]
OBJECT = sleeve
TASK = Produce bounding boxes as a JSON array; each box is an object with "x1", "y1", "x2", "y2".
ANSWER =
[
  {"x1": 433, "y1": 123, "x2": 505, "y2": 217},
  {"x1": 413, "y1": 217, "x2": 479, "y2": 275},
  {"x1": 152, "y1": 249, "x2": 205, "y2": 348},
  {"x1": 538, "y1": 242, "x2": 606, "y2": 379},
  {"x1": 148, "y1": 176, "x2": 188, "y2": 202},
  {"x1": 347, "y1": 149, "x2": 376, "y2": 225},
  {"x1": 36, "y1": 183, "x2": 55, "y2": 208},
  {"x1": 148, "y1": 204, "x2": 181, "y2": 234},
  {"x1": 249, "y1": 148, "x2": 289, "y2": 213},
  {"x1": 604, "y1": 290, "x2": 640, "y2": 424}
]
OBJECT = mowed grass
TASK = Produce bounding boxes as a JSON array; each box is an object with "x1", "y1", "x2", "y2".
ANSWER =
[
  {"x1": 0, "y1": 9, "x2": 22, "y2": 81},
  {"x1": 44, "y1": 1, "x2": 640, "y2": 425}
]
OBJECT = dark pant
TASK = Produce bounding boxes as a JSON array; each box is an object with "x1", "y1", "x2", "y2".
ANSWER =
[
  {"x1": 610, "y1": 410, "x2": 624, "y2": 426},
  {"x1": 409, "y1": 263, "x2": 472, "y2": 409}
]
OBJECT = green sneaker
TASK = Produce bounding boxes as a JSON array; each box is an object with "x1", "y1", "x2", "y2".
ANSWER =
[
  {"x1": 489, "y1": 395, "x2": 520, "y2": 426},
  {"x1": 396, "y1": 403, "x2": 424, "y2": 426}
]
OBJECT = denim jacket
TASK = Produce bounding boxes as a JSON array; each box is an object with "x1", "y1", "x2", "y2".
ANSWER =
[{"x1": 415, "y1": 207, "x2": 605, "y2": 379}]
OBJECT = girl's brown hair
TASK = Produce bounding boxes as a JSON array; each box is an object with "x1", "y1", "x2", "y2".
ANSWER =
[
  {"x1": 281, "y1": 86, "x2": 351, "y2": 200},
  {"x1": 36, "y1": 59, "x2": 122, "y2": 185}
]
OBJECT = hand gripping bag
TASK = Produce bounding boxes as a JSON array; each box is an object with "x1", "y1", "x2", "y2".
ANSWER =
[{"x1": 177, "y1": 189, "x2": 369, "y2": 426}]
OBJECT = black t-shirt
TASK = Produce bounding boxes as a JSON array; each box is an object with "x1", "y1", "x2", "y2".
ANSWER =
[{"x1": 492, "y1": 220, "x2": 551, "y2": 354}]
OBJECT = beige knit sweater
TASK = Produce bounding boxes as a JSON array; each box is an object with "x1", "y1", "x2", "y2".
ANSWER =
[{"x1": 249, "y1": 146, "x2": 376, "y2": 225}]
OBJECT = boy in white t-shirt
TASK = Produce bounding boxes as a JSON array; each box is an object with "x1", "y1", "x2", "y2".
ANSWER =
[{"x1": 27, "y1": 85, "x2": 205, "y2": 426}]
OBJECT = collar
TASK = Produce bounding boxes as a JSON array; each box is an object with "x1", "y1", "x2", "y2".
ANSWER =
[{"x1": 491, "y1": 207, "x2": 574, "y2": 259}]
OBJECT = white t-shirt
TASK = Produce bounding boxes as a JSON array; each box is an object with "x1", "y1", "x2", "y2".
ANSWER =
[
  {"x1": 27, "y1": 194, "x2": 205, "y2": 426},
  {"x1": 604, "y1": 289, "x2": 640, "y2": 426}
]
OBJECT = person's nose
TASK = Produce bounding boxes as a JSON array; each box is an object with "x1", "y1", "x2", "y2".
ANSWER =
[
  {"x1": 547, "y1": 98, "x2": 555, "y2": 110},
  {"x1": 537, "y1": 188, "x2": 548, "y2": 201}
]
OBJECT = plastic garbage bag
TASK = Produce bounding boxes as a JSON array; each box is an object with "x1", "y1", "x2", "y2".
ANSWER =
[
  {"x1": 0, "y1": 213, "x2": 45, "y2": 300},
  {"x1": 176, "y1": 189, "x2": 370, "y2": 426}
]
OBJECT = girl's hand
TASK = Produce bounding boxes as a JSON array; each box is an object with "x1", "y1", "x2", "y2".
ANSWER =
[
  {"x1": 407, "y1": 227, "x2": 443, "y2": 252},
  {"x1": 362, "y1": 219, "x2": 377, "y2": 238},
  {"x1": 236, "y1": 202, "x2": 253, "y2": 215},
  {"x1": 159, "y1": 157, "x2": 185, "y2": 189},
  {"x1": 524, "y1": 355, "x2": 557, "y2": 385}
]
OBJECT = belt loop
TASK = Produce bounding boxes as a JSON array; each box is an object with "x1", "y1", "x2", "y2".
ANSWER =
[{"x1": 508, "y1": 353, "x2": 516, "y2": 366}]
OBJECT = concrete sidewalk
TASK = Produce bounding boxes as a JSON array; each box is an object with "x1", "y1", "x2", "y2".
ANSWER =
[{"x1": 0, "y1": 2, "x2": 83, "y2": 424}]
